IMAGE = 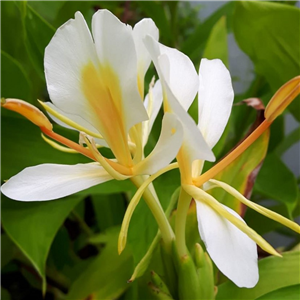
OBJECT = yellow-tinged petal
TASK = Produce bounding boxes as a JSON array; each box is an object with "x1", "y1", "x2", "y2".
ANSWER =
[
  {"x1": 208, "y1": 179, "x2": 300, "y2": 234},
  {"x1": 81, "y1": 62, "x2": 133, "y2": 166},
  {"x1": 183, "y1": 184, "x2": 281, "y2": 257},
  {"x1": 2, "y1": 98, "x2": 52, "y2": 131},
  {"x1": 265, "y1": 76, "x2": 300, "y2": 122}
]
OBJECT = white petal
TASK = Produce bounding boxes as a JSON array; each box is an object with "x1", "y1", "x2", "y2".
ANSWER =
[
  {"x1": 45, "y1": 12, "x2": 100, "y2": 130},
  {"x1": 1, "y1": 163, "x2": 113, "y2": 201},
  {"x1": 92, "y1": 9, "x2": 148, "y2": 133},
  {"x1": 133, "y1": 18, "x2": 159, "y2": 95},
  {"x1": 134, "y1": 113, "x2": 183, "y2": 175},
  {"x1": 198, "y1": 59, "x2": 234, "y2": 148},
  {"x1": 144, "y1": 36, "x2": 214, "y2": 165},
  {"x1": 142, "y1": 80, "x2": 163, "y2": 146},
  {"x1": 195, "y1": 200, "x2": 258, "y2": 288},
  {"x1": 144, "y1": 35, "x2": 198, "y2": 110}
]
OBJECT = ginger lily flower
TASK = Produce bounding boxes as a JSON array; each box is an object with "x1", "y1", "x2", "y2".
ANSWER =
[
  {"x1": 1, "y1": 11, "x2": 185, "y2": 248},
  {"x1": 143, "y1": 36, "x2": 300, "y2": 288}
]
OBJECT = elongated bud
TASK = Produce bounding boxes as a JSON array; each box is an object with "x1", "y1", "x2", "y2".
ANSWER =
[
  {"x1": 194, "y1": 243, "x2": 215, "y2": 300},
  {"x1": 265, "y1": 76, "x2": 300, "y2": 122},
  {"x1": 1, "y1": 98, "x2": 53, "y2": 131},
  {"x1": 150, "y1": 271, "x2": 172, "y2": 298}
]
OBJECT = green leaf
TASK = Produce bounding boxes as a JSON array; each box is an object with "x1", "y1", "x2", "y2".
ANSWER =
[
  {"x1": 203, "y1": 16, "x2": 228, "y2": 68},
  {"x1": 1, "y1": 1, "x2": 27, "y2": 65},
  {"x1": 1, "y1": 51, "x2": 31, "y2": 101},
  {"x1": 16, "y1": 2, "x2": 55, "y2": 79},
  {"x1": 66, "y1": 226, "x2": 133, "y2": 300},
  {"x1": 181, "y1": 2, "x2": 234, "y2": 60},
  {"x1": 275, "y1": 126, "x2": 300, "y2": 156},
  {"x1": 1, "y1": 234, "x2": 17, "y2": 269},
  {"x1": 28, "y1": 1, "x2": 65, "y2": 25},
  {"x1": 217, "y1": 251, "x2": 300, "y2": 300},
  {"x1": 1, "y1": 288, "x2": 11, "y2": 300},
  {"x1": 255, "y1": 153, "x2": 298, "y2": 215},
  {"x1": 1, "y1": 195, "x2": 83, "y2": 292},
  {"x1": 256, "y1": 284, "x2": 300, "y2": 300},
  {"x1": 1, "y1": 114, "x2": 90, "y2": 181},
  {"x1": 138, "y1": 1, "x2": 172, "y2": 45},
  {"x1": 92, "y1": 193, "x2": 127, "y2": 231},
  {"x1": 233, "y1": 1, "x2": 300, "y2": 120}
]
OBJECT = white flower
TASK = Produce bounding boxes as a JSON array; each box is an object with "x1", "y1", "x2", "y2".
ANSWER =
[
  {"x1": 1, "y1": 10, "x2": 184, "y2": 202},
  {"x1": 144, "y1": 36, "x2": 300, "y2": 288}
]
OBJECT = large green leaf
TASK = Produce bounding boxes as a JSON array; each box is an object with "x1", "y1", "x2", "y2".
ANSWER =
[
  {"x1": 1, "y1": 113, "x2": 89, "y2": 180},
  {"x1": 138, "y1": 1, "x2": 173, "y2": 45},
  {"x1": 217, "y1": 251, "x2": 300, "y2": 299},
  {"x1": 181, "y1": 2, "x2": 234, "y2": 60},
  {"x1": 233, "y1": 1, "x2": 300, "y2": 120},
  {"x1": 203, "y1": 16, "x2": 228, "y2": 68},
  {"x1": 1, "y1": 195, "x2": 83, "y2": 291},
  {"x1": 255, "y1": 153, "x2": 298, "y2": 215},
  {"x1": 16, "y1": 2, "x2": 55, "y2": 79},
  {"x1": 256, "y1": 284, "x2": 300, "y2": 300},
  {"x1": 1, "y1": 51, "x2": 31, "y2": 101},
  {"x1": 66, "y1": 226, "x2": 133, "y2": 300}
]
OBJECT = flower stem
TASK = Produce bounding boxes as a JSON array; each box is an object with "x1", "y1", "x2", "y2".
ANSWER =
[
  {"x1": 175, "y1": 187, "x2": 192, "y2": 257},
  {"x1": 130, "y1": 176, "x2": 174, "y2": 253}
]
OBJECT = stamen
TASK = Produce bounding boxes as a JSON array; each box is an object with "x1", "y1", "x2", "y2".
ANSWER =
[
  {"x1": 207, "y1": 179, "x2": 300, "y2": 234},
  {"x1": 2, "y1": 98, "x2": 53, "y2": 131},
  {"x1": 83, "y1": 135, "x2": 131, "y2": 179},
  {"x1": 130, "y1": 126, "x2": 143, "y2": 164},
  {"x1": 38, "y1": 100, "x2": 104, "y2": 139},
  {"x1": 118, "y1": 162, "x2": 179, "y2": 254},
  {"x1": 41, "y1": 133, "x2": 79, "y2": 153},
  {"x1": 193, "y1": 119, "x2": 271, "y2": 187},
  {"x1": 183, "y1": 184, "x2": 281, "y2": 257},
  {"x1": 40, "y1": 127, "x2": 96, "y2": 161}
]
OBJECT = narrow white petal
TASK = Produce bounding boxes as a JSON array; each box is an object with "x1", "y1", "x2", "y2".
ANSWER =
[
  {"x1": 198, "y1": 59, "x2": 234, "y2": 148},
  {"x1": 1, "y1": 163, "x2": 113, "y2": 201},
  {"x1": 133, "y1": 18, "x2": 159, "y2": 94},
  {"x1": 143, "y1": 80, "x2": 163, "y2": 147},
  {"x1": 92, "y1": 9, "x2": 148, "y2": 133},
  {"x1": 195, "y1": 200, "x2": 258, "y2": 288},
  {"x1": 144, "y1": 36, "x2": 214, "y2": 165},
  {"x1": 144, "y1": 35, "x2": 198, "y2": 110},
  {"x1": 134, "y1": 113, "x2": 183, "y2": 175}
]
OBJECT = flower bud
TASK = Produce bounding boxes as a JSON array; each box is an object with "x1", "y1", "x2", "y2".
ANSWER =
[
  {"x1": 265, "y1": 76, "x2": 300, "y2": 122},
  {"x1": 1, "y1": 98, "x2": 53, "y2": 131}
]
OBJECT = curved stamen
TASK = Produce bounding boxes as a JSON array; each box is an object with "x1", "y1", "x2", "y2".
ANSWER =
[{"x1": 183, "y1": 184, "x2": 281, "y2": 257}]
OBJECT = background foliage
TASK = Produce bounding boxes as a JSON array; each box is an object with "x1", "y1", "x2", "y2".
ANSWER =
[{"x1": 1, "y1": 1, "x2": 300, "y2": 299}]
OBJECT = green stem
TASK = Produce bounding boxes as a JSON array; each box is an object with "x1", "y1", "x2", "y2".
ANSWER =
[
  {"x1": 130, "y1": 176, "x2": 174, "y2": 253},
  {"x1": 175, "y1": 187, "x2": 192, "y2": 257}
]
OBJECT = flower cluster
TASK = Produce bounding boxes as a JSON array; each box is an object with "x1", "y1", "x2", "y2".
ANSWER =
[{"x1": 1, "y1": 10, "x2": 299, "y2": 291}]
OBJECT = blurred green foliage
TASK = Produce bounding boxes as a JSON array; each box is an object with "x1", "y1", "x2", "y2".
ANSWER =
[{"x1": 1, "y1": 1, "x2": 299, "y2": 299}]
